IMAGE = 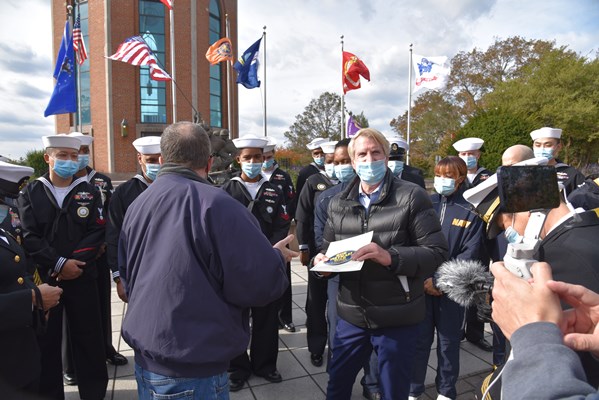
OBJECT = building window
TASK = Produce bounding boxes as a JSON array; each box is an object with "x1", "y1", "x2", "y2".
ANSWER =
[
  {"x1": 139, "y1": 0, "x2": 167, "y2": 124},
  {"x1": 77, "y1": 1, "x2": 91, "y2": 126},
  {"x1": 209, "y1": 0, "x2": 223, "y2": 128}
]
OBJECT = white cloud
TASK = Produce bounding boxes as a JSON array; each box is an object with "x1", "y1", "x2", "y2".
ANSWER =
[{"x1": 0, "y1": 0, "x2": 597, "y2": 159}]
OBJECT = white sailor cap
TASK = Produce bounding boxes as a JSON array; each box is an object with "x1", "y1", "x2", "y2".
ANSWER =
[
  {"x1": 387, "y1": 136, "x2": 409, "y2": 151},
  {"x1": 306, "y1": 137, "x2": 328, "y2": 151},
  {"x1": 320, "y1": 141, "x2": 338, "y2": 155},
  {"x1": 68, "y1": 132, "x2": 94, "y2": 147},
  {"x1": 232, "y1": 134, "x2": 268, "y2": 150},
  {"x1": 263, "y1": 137, "x2": 277, "y2": 153},
  {"x1": 132, "y1": 136, "x2": 161, "y2": 155},
  {"x1": 453, "y1": 137, "x2": 484, "y2": 152},
  {"x1": 0, "y1": 161, "x2": 35, "y2": 197},
  {"x1": 42, "y1": 134, "x2": 82, "y2": 150},
  {"x1": 530, "y1": 127, "x2": 562, "y2": 141},
  {"x1": 463, "y1": 157, "x2": 549, "y2": 238}
]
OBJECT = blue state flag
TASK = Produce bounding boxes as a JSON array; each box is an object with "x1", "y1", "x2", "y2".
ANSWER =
[
  {"x1": 45, "y1": 21, "x2": 77, "y2": 117},
  {"x1": 233, "y1": 38, "x2": 262, "y2": 89}
]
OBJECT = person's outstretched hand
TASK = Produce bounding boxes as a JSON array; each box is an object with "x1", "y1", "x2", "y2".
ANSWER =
[{"x1": 273, "y1": 234, "x2": 299, "y2": 262}]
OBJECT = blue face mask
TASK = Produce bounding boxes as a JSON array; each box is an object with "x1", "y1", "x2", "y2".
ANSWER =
[
  {"x1": 262, "y1": 159, "x2": 275, "y2": 170},
  {"x1": 334, "y1": 164, "x2": 356, "y2": 183},
  {"x1": 434, "y1": 176, "x2": 456, "y2": 196},
  {"x1": 145, "y1": 163, "x2": 160, "y2": 181},
  {"x1": 324, "y1": 163, "x2": 336, "y2": 179},
  {"x1": 504, "y1": 226, "x2": 523, "y2": 244},
  {"x1": 242, "y1": 162, "x2": 262, "y2": 179},
  {"x1": 460, "y1": 155, "x2": 477, "y2": 169},
  {"x1": 0, "y1": 205, "x2": 8, "y2": 223},
  {"x1": 78, "y1": 154, "x2": 89, "y2": 171},
  {"x1": 533, "y1": 147, "x2": 554, "y2": 160},
  {"x1": 355, "y1": 160, "x2": 387, "y2": 185},
  {"x1": 388, "y1": 160, "x2": 404, "y2": 176},
  {"x1": 52, "y1": 158, "x2": 80, "y2": 179},
  {"x1": 313, "y1": 156, "x2": 325, "y2": 167}
]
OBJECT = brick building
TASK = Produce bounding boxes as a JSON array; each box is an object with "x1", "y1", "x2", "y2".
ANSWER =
[{"x1": 49, "y1": 0, "x2": 238, "y2": 177}]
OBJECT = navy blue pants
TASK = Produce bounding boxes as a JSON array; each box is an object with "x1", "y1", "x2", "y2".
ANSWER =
[
  {"x1": 326, "y1": 277, "x2": 379, "y2": 394},
  {"x1": 327, "y1": 318, "x2": 420, "y2": 400},
  {"x1": 410, "y1": 294, "x2": 465, "y2": 399}
]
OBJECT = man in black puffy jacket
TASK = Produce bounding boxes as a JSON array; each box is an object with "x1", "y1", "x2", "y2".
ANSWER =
[{"x1": 314, "y1": 128, "x2": 448, "y2": 400}]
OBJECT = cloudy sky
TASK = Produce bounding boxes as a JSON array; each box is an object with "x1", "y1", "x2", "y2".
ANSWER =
[{"x1": 1, "y1": 0, "x2": 598, "y2": 160}]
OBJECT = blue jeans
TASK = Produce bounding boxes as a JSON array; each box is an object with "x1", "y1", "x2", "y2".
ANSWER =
[{"x1": 135, "y1": 364, "x2": 229, "y2": 400}]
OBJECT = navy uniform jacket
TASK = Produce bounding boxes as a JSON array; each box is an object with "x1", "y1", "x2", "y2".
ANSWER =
[
  {"x1": 295, "y1": 163, "x2": 321, "y2": 208},
  {"x1": 0, "y1": 204, "x2": 24, "y2": 246},
  {"x1": 295, "y1": 172, "x2": 337, "y2": 256},
  {"x1": 222, "y1": 176, "x2": 290, "y2": 245},
  {"x1": 430, "y1": 184, "x2": 485, "y2": 270},
  {"x1": 568, "y1": 178, "x2": 599, "y2": 210},
  {"x1": 471, "y1": 167, "x2": 492, "y2": 187},
  {"x1": 555, "y1": 162, "x2": 586, "y2": 197},
  {"x1": 86, "y1": 167, "x2": 113, "y2": 209},
  {"x1": 17, "y1": 175, "x2": 105, "y2": 283},
  {"x1": 534, "y1": 208, "x2": 599, "y2": 385},
  {"x1": 401, "y1": 169, "x2": 426, "y2": 188},
  {"x1": 266, "y1": 165, "x2": 296, "y2": 219},
  {"x1": 0, "y1": 229, "x2": 43, "y2": 389},
  {"x1": 106, "y1": 175, "x2": 149, "y2": 276}
]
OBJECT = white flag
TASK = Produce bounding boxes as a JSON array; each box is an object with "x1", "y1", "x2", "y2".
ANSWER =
[{"x1": 412, "y1": 55, "x2": 450, "y2": 93}]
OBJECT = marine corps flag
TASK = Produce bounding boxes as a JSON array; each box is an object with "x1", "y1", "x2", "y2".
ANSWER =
[
  {"x1": 342, "y1": 51, "x2": 370, "y2": 94},
  {"x1": 205, "y1": 38, "x2": 234, "y2": 65}
]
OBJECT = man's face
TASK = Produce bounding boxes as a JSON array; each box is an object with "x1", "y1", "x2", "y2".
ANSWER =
[
  {"x1": 351, "y1": 135, "x2": 387, "y2": 169},
  {"x1": 324, "y1": 153, "x2": 335, "y2": 165},
  {"x1": 333, "y1": 146, "x2": 351, "y2": 166},
  {"x1": 263, "y1": 151, "x2": 274, "y2": 163},
  {"x1": 236, "y1": 147, "x2": 263, "y2": 164},
  {"x1": 458, "y1": 150, "x2": 481, "y2": 160},
  {"x1": 533, "y1": 138, "x2": 561, "y2": 156},
  {"x1": 311, "y1": 148, "x2": 324, "y2": 159},
  {"x1": 138, "y1": 153, "x2": 161, "y2": 170},
  {"x1": 44, "y1": 147, "x2": 79, "y2": 167}
]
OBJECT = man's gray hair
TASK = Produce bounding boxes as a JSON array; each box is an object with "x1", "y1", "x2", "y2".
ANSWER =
[{"x1": 160, "y1": 122, "x2": 212, "y2": 170}]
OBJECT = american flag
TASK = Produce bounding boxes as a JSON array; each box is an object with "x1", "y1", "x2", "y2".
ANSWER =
[
  {"x1": 107, "y1": 36, "x2": 171, "y2": 81},
  {"x1": 73, "y1": 15, "x2": 88, "y2": 65},
  {"x1": 160, "y1": 0, "x2": 173, "y2": 9}
]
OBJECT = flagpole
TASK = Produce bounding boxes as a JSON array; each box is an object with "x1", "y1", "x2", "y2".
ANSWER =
[
  {"x1": 407, "y1": 43, "x2": 413, "y2": 165},
  {"x1": 262, "y1": 26, "x2": 267, "y2": 137},
  {"x1": 169, "y1": 3, "x2": 177, "y2": 122},
  {"x1": 226, "y1": 14, "x2": 232, "y2": 137},
  {"x1": 340, "y1": 35, "x2": 345, "y2": 140},
  {"x1": 73, "y1": 1, "x2": 82, "y2": 132}
]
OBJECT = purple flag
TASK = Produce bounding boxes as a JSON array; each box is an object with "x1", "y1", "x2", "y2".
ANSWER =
[{"x1": 347, "y1": 115, "x2": 362, "y2": 137}]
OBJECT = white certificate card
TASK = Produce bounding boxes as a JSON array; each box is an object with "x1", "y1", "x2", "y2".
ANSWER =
[{"x1": 311, "y1": 231, "x2": 374, "y2": 273}]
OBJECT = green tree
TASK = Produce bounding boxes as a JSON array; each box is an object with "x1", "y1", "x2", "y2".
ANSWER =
[
  {"x1": 485, "y1": 50, "x2": 599, "y2": 166},
  {"x1": 348, "y1": 111, "x2": 369, "y2": 130},
  {"x1": 25, "y1": 149, "x2": 48, "y2": 178},
  {"x1": 390, "y1": 91, "x2": 461, "y2": 175},
  {"x1": 283, "y1": 92, "x2": 342, "y2": 152},
  {"x1": 449, "y1": 109, "x2": 535, "y2": 171}
]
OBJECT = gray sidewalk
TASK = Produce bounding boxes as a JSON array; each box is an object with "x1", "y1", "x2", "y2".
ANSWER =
[{"x1": 66, "y1": 259, "x2": 495, "y2": 399}]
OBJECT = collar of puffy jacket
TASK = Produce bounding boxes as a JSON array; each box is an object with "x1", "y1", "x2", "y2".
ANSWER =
[{"x1": 339, "y1": 169, "x2": 394, "y2": 207}]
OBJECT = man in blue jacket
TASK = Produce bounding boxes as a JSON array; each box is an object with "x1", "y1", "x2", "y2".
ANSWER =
[{"x1": 119, "y1": 122, "x2": 295, "y2": 400}]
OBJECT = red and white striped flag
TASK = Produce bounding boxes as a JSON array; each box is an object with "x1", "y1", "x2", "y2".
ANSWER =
[
  {"x1": 73, "y1": 14, "x2": 87, "y2": 65},
  {"x1": 107, "y1": 36, "x2": 171, "y2": 81},
  {"x1": 160, "y1": 0, "x2": 173, "y2": 9}
]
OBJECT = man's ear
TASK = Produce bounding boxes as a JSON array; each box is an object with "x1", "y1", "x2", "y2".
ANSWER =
[
  {"x1": 44, "y1": 153, "x2": 51, "y2": 164},
  {"x1": 205, "y1": 156, "x2": 214, "y2": 173}
]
